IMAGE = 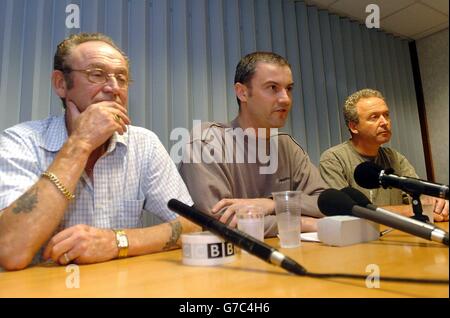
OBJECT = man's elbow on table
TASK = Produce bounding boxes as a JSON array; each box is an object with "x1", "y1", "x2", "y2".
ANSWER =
[{"x1": 0, "y1": 248, "x2": 34, "y2": 271}]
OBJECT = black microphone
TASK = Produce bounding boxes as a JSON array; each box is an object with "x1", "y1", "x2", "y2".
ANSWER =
[
  {"x1": 167, "y1": 199, "x2": 307, "y2": 276},
  {"x1": 354, "y1": 161, "x2": 449, "y2": 200},
  {"x1": 318, "y1": 189, "x2": 448, "y2": 245},
  {"x1": 341, "y1": 186, "x2": 448, "y2": 241},
  {"x1": 341, "y1": 187, "x2": 372, "y2": 207}
]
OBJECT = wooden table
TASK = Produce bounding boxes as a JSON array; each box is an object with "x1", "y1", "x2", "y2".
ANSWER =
[{"x1": 0, "y1": 223, "x2": 448, "y2": 298}]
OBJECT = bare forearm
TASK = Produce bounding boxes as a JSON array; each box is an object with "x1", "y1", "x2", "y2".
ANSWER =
[
  {"x1": 124, "y1": 217, "x2": 201, "y2": 257},
  {"x1": 0, "y1": 137, "x2": 90, "y2": 269}
]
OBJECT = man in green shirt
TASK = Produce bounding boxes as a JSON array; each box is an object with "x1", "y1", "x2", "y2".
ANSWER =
[{"x1": 319, "y1": 88, "x2": 448, "y2": 222}]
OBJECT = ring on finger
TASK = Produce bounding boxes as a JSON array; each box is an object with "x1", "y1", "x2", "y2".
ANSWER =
[
  {"x1": 64, "y1": 252, "x2": 70, "y2": 264},
  {"x1": 113, "y1": 114, "x2": 121, "y2": 123}
]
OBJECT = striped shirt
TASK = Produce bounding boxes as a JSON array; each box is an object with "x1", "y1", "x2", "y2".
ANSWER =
[{"x1": 0, "y1": 115, "x2": 193, "y2": 232}]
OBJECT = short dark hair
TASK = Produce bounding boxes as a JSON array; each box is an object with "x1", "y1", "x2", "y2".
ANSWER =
[
  {"x1": 234, "y1": 52, "x2": 291, "y2": 108},
  {"x1": 53, "y1": 32, "x2": 129, "y2": 108}
]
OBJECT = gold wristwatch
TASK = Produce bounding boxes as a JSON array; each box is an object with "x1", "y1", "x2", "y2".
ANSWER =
[{"x1": 113, "y1": 229, "x2": 129, "y2": 258}]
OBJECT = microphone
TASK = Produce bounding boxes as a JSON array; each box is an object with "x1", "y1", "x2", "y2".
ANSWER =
[
  {"x1": 341, "y1": 186, "x2": 372, "y2": 207},
  {"x1": 341, "y1": 186, "x2": 446, "y2": 236},
  {"x1": 354, "y1": 161, "x2": 449, "y2": 200},
  {"x1": 318, "y1": 189, "x2": 448, "y2": 245},
  {"x1": 169, "y1": 198, "x2": 449, "y2": 284},
  {"x1": 167, "y1": 199, "x2": 307, "y2": 276}
]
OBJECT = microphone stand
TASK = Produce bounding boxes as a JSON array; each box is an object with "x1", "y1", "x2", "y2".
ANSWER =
[
  {"x1": 379, "y1": 173, "x2": 432, "y2": 224},
  {"x1": 410, "y1": 192, "x2": 431, "y2": 224}
]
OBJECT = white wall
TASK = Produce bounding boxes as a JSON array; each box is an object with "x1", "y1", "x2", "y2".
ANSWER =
[{"x1": 416, "y1": 28, "x2": 449, "y2": 184}]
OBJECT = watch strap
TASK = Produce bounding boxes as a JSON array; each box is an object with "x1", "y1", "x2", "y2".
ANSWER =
[{"x1": 113, "y1": 229, "x2": 129, "y2": 258}]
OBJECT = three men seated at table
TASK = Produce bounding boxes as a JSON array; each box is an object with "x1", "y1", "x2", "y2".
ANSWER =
[{"x1": 0, "y1": 33, "x2": 447, "y2": 270}]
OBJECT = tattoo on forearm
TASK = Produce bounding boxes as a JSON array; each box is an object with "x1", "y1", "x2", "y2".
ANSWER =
[
  {"x1": 12, "y1": 187, "x2": 38, "y2": 214},
  {"x1": 163, "y1": 220, "x2": 182, "y2": 250}
]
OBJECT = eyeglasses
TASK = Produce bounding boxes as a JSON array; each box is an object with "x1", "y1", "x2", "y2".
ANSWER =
[{"x1": 64, "y1": 68, "x2": 132, "y2": 88}]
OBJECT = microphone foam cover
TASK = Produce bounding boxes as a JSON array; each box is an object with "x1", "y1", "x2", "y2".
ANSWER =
[
  {"x1": 354, "y1": 161, "x2": 383, "y2": 189},
  {"x1": 318, "y1": 189, "x2": 355, "y2": 216},
  {"x1": 341, "y1": 186, "x2": 372, "y2": 207}
]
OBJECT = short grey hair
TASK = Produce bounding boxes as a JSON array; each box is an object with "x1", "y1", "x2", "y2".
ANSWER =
[
  {"x1": 54, "y1": 32, "x2": 129, "y2": 108},
  {"x1": 343, "y1": 88, "x2": 385, "y2": 126}
]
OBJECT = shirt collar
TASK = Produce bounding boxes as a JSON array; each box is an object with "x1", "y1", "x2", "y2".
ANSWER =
[
  {"x1": 347, "y1": 139, "x2": 378, "y2": 160},
  {"x1": 230, "y1": 117, "x2": 240, "y2": 128},
  {"x1": 230, "y1": 117, "x2": 280, "y2": 138},
  {"x1": 40, "y1": 115, "x2": 68, "y2": 152},
  {"x1": 106, "y1": 130, "x2": 128, "y2": 153}
]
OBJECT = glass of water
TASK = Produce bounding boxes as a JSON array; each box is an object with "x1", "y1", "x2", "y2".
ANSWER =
[{"x1": 272, "y1": 191, "x2": 302, "y2": 248}]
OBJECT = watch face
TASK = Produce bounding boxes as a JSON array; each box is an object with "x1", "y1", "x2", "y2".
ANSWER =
[{"x1": 118, "y1": 236, "x2": 128, "y2": 247}]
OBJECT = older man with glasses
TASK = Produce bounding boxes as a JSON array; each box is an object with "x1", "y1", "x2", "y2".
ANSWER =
[{"x1": 0, "y1": 33, "x2": 198, "y2": 270}]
